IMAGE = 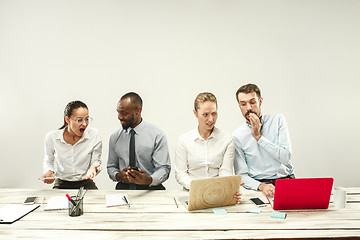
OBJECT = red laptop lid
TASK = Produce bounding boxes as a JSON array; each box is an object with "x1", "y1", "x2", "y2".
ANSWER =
[{"x1": 272, "y1": 178, "x2": 334, "y2": 210}]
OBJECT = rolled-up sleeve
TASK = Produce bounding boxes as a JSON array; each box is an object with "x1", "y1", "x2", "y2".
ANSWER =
[{"x1": 149, "y1": 133, "x2": 171, "y2": 186}]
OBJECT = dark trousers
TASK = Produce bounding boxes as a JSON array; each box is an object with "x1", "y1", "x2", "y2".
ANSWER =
[
  {"x1": 115, "y1": 182, "x2": 165, "y2": 190},
  {"x1": 258, "y1": 174, "x2": 295, "y2": 186},
  {"x1": 53, "y1": 179, "x2": 98, "y2": 190}
]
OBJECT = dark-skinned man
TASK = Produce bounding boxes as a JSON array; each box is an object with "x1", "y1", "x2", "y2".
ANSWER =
[{"x1": 107, "y1": 92, "x2": 171, "y2": 190}]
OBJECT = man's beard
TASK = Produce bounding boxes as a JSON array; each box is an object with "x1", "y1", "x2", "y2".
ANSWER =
[{"x1": 121, "y1": 116, "x2": 135, "y2": 130}]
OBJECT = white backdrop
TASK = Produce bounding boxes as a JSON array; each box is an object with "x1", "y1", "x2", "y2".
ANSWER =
[{"x1": 1, "y1": 0, "x2": 359, "y2": 190}]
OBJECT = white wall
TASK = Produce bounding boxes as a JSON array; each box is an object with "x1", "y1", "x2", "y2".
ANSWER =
[{"x1": 1, "y1": 0, "x2": 359, "y2": 190}]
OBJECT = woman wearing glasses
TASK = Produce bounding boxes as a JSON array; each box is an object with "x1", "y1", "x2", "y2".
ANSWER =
[
  {"x1": 175, "y1": 92, "x2": 243, "y2": 203},
  {"x1": 40, "y1": 100, "x2": 102, "y2": 189}
]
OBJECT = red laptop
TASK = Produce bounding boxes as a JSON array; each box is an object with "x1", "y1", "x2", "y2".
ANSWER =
[{"x1": 267, "y1": 178, "x2": 334, "y2": 210}]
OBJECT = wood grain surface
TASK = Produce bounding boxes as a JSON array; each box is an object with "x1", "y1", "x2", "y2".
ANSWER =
[{"x1": 188, "y1": 175, "x2": 242, "y2": 211}]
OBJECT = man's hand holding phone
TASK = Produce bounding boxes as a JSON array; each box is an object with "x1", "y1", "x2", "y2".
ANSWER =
[
  {"x1": 115, "y1": 168, "x2": 131, "y2": 183},
  {"x1": 126, "y1": 167, "x2": 152, "y2": 185}
]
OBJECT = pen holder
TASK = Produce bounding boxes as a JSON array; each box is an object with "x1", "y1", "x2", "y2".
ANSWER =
[{"x1": 68, "y1": 196, "x2": 83, "y2": 217}]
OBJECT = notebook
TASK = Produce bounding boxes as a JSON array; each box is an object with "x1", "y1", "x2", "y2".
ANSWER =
[
  {"x1": 44, "y1": 196, "x2": 69, "y2": 211},
  {"x1": 0, "y1": 204, "x2": 40, "y2": 224},
  {"x1": 267, "y1": 178, "x2": 334, "y2": 210},
  {"x1": 179, "y1": 175, "x2": 242, "y2": 211}
]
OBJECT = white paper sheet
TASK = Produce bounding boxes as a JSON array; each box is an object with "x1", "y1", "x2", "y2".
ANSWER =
[{"x1": 105, "y1": 193, "x2": 129, "y2": 207}]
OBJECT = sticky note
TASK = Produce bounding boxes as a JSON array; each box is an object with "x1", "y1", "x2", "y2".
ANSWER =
[
  {"x1": 212, "y1": 208, "x2": 227, "y2": 215},
  {"x1": 246, "y1": 208, "x2": 261, "y2": 214},
  {"x1": 270, "y1": 211, "x2": 287, "y2": 219}
]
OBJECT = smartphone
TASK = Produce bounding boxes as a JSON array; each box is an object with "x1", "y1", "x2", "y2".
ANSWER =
[
  {"x1": 23, "y1": 196, "x2": 37, "y2": 205},
  {"x1": 127, "y1": 167, "x2": 139, "y2": 178},
  {"x1": 249, "y1": 197, "x2": 266, "y2": 207}
]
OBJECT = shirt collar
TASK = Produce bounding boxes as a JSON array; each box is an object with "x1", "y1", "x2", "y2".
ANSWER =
[
  {"x1": 192, "y1": 127, "x2": 218, "y2": 141},
  {"x1": 120, "y1": 120, "x2": 145, "y2": 136},
  {"x1": 82, "y1": 128, "x2": 91, "y2": 139},
  {"x1": 133, "y1": 119, "x2": 145, "y2": 134},
  {"x1": 56, "y1": 128, "x2": 65, "y2": 142},
  {"x1": 56, "y1": 128, "x2": 89, "y2": 143}
]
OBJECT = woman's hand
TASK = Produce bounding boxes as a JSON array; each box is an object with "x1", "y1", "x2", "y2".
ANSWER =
[
  {"x1": 83, "y1": 164, "x2": 100, "y2": 180},
  {"x1": 233, "y1": 182, "x2": 245, "y2": 204},
  {"x1": 40, "y1": 170, "x2": 55, "y2": 184}
]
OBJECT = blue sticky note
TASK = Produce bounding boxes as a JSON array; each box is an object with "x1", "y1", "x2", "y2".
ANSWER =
[
  {"x1": 246, "y1": 208, "x2": 261, "y2": 214},
  {"x1": 271, "y1": 211, "x2": 287, "y2": 219},
  {"x1": 212, "y1": 208, "x2": 227, "y2": 215}
]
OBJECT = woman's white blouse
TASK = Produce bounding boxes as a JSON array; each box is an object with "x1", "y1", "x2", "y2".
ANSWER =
[
  {"x1": 43, "y1": 127, "x2": 102, "y2": 181},
  {"x1": 175, "y1": 127, "x2": 234, "y2": 189}
]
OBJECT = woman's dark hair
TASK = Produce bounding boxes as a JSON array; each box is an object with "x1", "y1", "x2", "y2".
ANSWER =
[{"x1": 59, "y1": 100, "x2": 88, "y2": 130}]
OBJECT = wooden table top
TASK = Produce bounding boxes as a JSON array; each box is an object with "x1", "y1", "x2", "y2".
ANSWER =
[{"x1": 1, "y1": 187, "x2": 359, "y2": 239}]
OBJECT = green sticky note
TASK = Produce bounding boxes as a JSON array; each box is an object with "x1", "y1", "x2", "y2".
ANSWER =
[
  {"x1": 271, "y1": 211, "x2": 287, "y2": 219},
  {"x1": 212, "y1": 208, "x2": 227, "y2": 215},
  {"x1": 246, "y1": 208, "x2": 261, "y2": 214}
]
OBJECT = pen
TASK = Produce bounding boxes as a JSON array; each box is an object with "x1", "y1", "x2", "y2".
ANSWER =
[
  {"x1": 65, "y1": 194, "x2": 76, "y2": 206},
  {"x1": 122, "y1": 196, "x2": 130, "y2": 207},
  {"x1": 173, "y1": 197, "x2": 178, "y2": 208},
  {"x1": 76, "y1": 187, "x2": 82, "y2": 200}
]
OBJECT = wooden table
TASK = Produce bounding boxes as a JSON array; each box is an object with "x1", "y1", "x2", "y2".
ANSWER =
[{"x1": 0, "y1": 188, "x2": 359, "y2": 239}]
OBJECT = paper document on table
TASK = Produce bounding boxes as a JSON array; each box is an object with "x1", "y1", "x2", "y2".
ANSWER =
[
  {"x1": 44, "y1": 196, "x2": 69, "y2": 211},
  {"x1": 0, "y1": 204, "x2": 40, "y2": 224},
  {"x1": 106, "y1": 193, "x2": 129, "y2": 207}
]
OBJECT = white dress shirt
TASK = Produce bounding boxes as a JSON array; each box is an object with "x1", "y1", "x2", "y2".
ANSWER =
[
  {"x1": 43, "y1": 127, "x2": 102, "y2": 181},
  {"x1": 233, "y1": 114, "x2": 294, "y2": 190},
  {"x1": 175, "y1": 127, "x2": 234, "y2": 189}
]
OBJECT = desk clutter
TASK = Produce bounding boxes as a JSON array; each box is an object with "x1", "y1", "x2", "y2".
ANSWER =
[
  {"x1": 0, "y1": 188, "x2": 358, "y2": 239},
  {"x1": 0, "y1": 185, "x2": 332, "y2": 224}
]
